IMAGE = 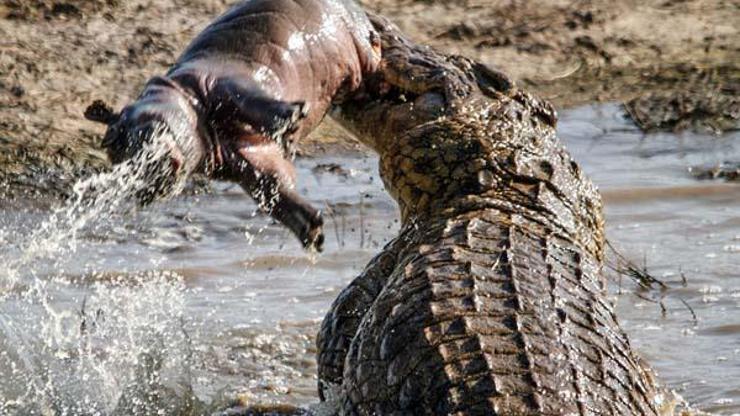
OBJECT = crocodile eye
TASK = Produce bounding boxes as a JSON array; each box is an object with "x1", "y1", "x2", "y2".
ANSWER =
[
  {"x1": 478, "y1": 169, "x2": 496, "y2": 188},
  {"x1": 538, "y1": 161, "x2": 555, "y2": 180}
]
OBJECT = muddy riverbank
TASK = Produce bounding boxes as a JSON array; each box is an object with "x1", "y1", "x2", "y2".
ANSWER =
[{"x1": 1, "y1": 0, "x2": 738, "y2": 195}]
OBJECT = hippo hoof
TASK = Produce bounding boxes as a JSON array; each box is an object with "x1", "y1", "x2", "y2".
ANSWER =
[{"x1": 302, "y1": 211, "x2": 325, "y2": 252}]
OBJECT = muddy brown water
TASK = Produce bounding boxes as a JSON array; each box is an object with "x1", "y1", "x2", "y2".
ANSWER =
[{"x1": 0, "y1": 103, "x2": 738, "y2": 415}]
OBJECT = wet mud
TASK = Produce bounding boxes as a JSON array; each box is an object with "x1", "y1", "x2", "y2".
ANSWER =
[
  {"x1": 1, "y1": 0, "x2": 119, "y2": 20},
  {"x1": 1, "y1": 0, "x2": 738, "y2": 198},
  {"x1": 624, "y1": 64, "x2": 739, "y2": 134}
]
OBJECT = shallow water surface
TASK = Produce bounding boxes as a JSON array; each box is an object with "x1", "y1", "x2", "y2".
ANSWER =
[{"x1": 0, "y1": 104, "x2": 738, "y2": 414}]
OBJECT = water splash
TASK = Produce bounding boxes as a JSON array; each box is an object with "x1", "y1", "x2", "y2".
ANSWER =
[
  {"x1": 1, "y1": 134, "x2": 188, "y2": 292},
  {"x1": 0, "y1": 130, "x2": 198, "y2": 415},
  {"x1": 0, "y1": 272, "x2": 194, "y2": 415}
]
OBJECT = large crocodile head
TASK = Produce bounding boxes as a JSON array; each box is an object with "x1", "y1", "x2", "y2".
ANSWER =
[{"x1": 333, "y1": 13, "x2": 605, "y2": 260}]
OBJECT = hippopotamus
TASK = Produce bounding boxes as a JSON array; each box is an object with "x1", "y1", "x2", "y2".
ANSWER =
[{"x1": 84, "y1": 0, "x2": 381, "y2": 251}]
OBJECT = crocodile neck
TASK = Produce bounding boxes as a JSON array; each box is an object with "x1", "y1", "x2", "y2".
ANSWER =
[{"x1": 375, "y1": 94, "x2": 605, "y2": 262}]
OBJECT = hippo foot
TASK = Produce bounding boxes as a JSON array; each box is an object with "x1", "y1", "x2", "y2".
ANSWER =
[{"x1": 270, "y1": 189, "x2": 325, "y2": 252}]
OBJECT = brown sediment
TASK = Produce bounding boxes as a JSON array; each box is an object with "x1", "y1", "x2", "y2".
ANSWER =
[
  {"x1": 363, "y1": 0, "x2": 738, "y2": 109},
  {"x1": 1, "y1": 0, "x2": 119, "y2": 20},
  {"x1": 623, "y1": 64, "x2": 739, "y2": 134},
  {"x1": 0, "y1": 0, "x2": 737, "y2": 195}
]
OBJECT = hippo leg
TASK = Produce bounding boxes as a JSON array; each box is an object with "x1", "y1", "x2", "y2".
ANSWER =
[
  {"x1": 210, "y1": 78, "x2": 309, "y2": 154},
  {"x1": 210, "y1": 77, "x2": 322, "y2": 250},
  {"x1": 223, "y1": 142, "x2": 324, "y2": 252}
]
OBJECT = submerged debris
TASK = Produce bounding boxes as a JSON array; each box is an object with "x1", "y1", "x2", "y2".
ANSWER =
[
  {"x1": 311, "y1": 163, "x2": 351, "y2": 178},
  {"x1": 606, "y1": 241, "x2": 699, "y2": 325},
  {"x1": 625, "y1": 91, "x2": 739, "y2": 134},
  {"x1": 689, "y1": 162, "x2": 740, "y2": 182},
  {"x1": 214, "y1": 403, "x2": 308, "y2": 416},
  {"x1": 606, "y1": 240, "x2": 667, "y2": 291}
]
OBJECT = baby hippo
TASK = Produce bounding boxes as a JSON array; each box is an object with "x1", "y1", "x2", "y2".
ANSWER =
[{"x1": 85, "y1": 0, "x2": 381, "y2": 251}]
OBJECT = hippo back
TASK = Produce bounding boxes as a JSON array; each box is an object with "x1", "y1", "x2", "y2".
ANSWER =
[{"x1": 171, "y1": 0, "x2": 379, "y2": 137}]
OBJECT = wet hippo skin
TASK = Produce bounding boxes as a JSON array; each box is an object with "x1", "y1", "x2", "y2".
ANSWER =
[{"x1": 85, "y1": 0, "x2": 381, "y2": 251}]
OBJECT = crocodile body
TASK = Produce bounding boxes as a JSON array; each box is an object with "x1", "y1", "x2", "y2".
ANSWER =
[{"x1": 317, "y1": 15, "x2": 675, "y2": 415}]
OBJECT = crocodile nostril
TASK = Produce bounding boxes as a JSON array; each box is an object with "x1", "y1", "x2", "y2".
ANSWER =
[{"x1": 478, "y1": 169, "x2": 496, "y2": 188}]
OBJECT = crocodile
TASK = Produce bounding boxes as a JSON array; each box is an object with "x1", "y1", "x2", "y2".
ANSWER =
[{"x1": 316, "y1": 14, "x2": 678, "y2": 415}]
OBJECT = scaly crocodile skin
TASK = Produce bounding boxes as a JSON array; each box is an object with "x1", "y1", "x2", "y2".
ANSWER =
[{"x1": 318, "y1": 14, "x2": 676, "y2": 416}]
